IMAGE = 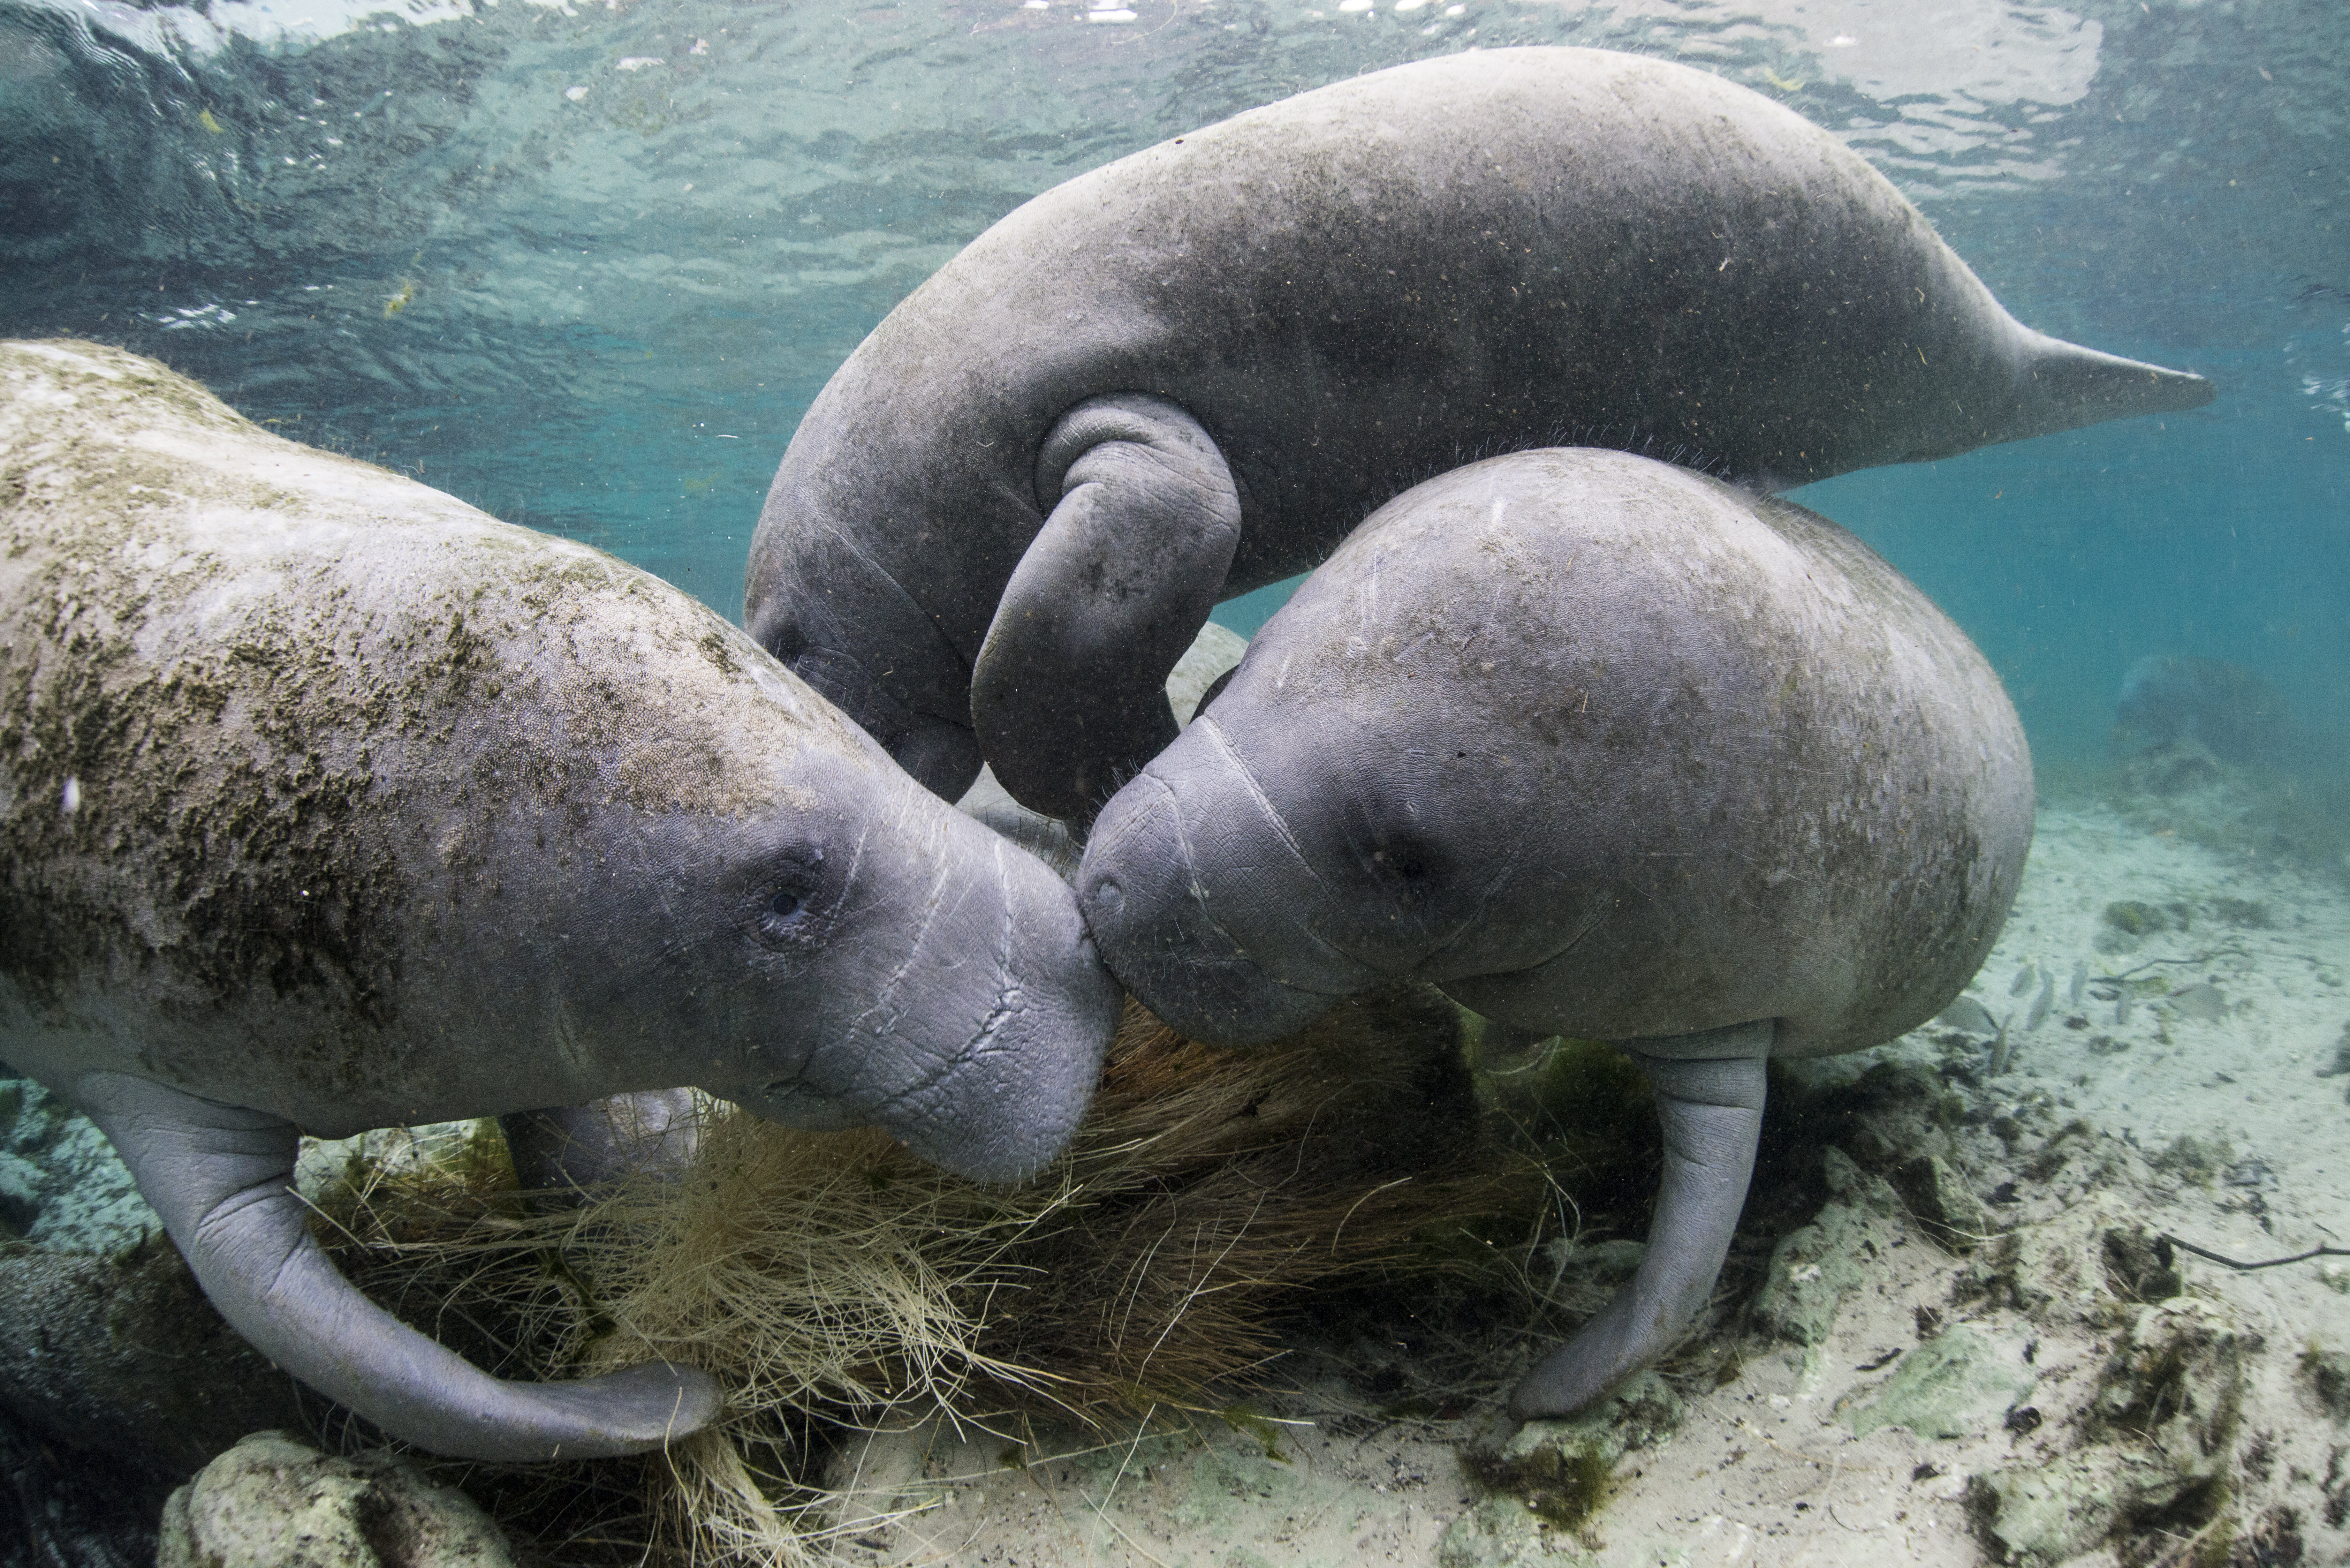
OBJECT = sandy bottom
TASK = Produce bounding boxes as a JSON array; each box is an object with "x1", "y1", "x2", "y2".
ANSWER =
[{"x1": 800, "y1": 788, "x2": 2350, "y2": 1568}]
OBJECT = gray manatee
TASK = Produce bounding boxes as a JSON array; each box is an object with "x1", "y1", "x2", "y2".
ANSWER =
[
  {"x1": 0, "y1": 342, "x2": 1121, "y2": 1462},
  {"x1": 1073, "y1": 448, "x2": 2034, "y2": 1419},
  {"x1": 746, "y1": 45, "x2": 2207, "y2": 822}
]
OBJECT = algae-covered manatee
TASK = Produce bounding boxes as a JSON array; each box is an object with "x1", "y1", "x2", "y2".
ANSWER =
[
  {"x1": 1074, "y1": 449, "x2": 2034, "y2": 1419},
  {"x1": 0, "y1": 341, "x2": 1121, "y2": 1462},
  {"x1": 746, "y1": 46, "x2": 2207, "y2": 820}
]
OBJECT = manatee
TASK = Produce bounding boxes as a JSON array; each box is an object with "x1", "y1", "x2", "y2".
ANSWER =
[
  {"x1": 952, "y1": 620, "x2": 1250, "y2": 882},
  {"x1": 746, "y1": 45, "x2": 2208, "y2": 822},
  {"x1": 1071, "y1": 448, "x2": 2034, "y2": 1419},
  {"x1": 0, "y1": 341, "x2": 1121, "y2": 1462}
]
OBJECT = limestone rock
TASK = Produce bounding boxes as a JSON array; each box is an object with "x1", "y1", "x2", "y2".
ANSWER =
[
  {"x1": 1498, "y1": 1370, "x2": 1684, "y2": 1479},
  {"x1": 1839, "y1": 1324, "x2": 2036, "y2": 1440},
  {"x1": 1751, "y1": 1147, "x2": 1897, "y2": 1345},
  {"x1": 1967, "y1": 1298, "x2": 2247, "y2": 1566},
  {"x1": 1966, "y1": 1445, "x2": 2198, "y2": 1567},
  {"x1": 1979, "y1": 1189, "x2": 2155, "y2": 1325},
  {"x1": 1436, "y1": 1495, "x2": 1599, "y2": 1568},
  {"x1": 1892, "y1": 1153, "x2": 1992, "y2": 1251},
  {"x1": 0, "y1": 1238, "x2": 309, "y2": 1474},
  {"x1": 0, "y1": 1073, "x2": 154, "y2": 1253},
  {"x1": 156, "y1": 1431, "x2": 513, "y2": 1568},
  {"x1": 2089, "y1": 1298, "x2": 2249, "y2": 1457}
]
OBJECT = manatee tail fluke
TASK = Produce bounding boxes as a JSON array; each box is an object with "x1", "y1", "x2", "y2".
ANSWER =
[
  {"x1": 2011, "y1": 331, "x2": 2216, "y2": 435},
  {"x1": 80, "y1": 1073, "x2": 723, "y2": 1462}
]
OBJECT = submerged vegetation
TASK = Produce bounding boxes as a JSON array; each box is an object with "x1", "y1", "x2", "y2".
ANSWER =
[{"x1": 314, "y1": 988, "x2": 1543, "y2": 1564}]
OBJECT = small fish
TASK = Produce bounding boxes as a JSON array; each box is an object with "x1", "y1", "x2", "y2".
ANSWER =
[
  {"x1": 1937, "y1": 995, "x2": 1997, "y2": 1035},
  {"x1": 2068, "y1": 960, "x2": 2087, "y2": 1006},
  {"x1": 2170, "y1": 982, "x2": 2228, "y2": 1023},
  {"x1": 2026, "y1": 974, "x2": 2054, "y2": 1032},
  {"x1": 383, "y1": 279, "x2": 416, "y2": 317},
  {"x1": 2116, "y1": 991, "x2": 2133, "y2": 1026},
  {"x1": 198, "y1": 108, "x2": 227, "y2": 135},
  {"x1": 1990, "y1": 1014, "x2": 2013, "y2": 1076},
  {"x1": 2009, "y1": 963, "x2": 2039, "y2": 997}
]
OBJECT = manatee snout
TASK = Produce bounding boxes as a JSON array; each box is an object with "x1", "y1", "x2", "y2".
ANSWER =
[
  {"x1": 870, "y1": 844, "x2": 1124, "y2": 1185},
  {"x1": 1077, "y1": 735, "x2": 1356, "y2": 1047},
  {"x1": 733, "y1": 788, "x2": 1123, "y2": 1185}
]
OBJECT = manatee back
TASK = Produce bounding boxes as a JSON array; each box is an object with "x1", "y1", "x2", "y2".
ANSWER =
[
  {"x1": 1233, "y1": 449, "x2": 2032, "y2": 1055},
  {"x1": 753, "y1": 45, "x2": 2206, "y2": 674}
]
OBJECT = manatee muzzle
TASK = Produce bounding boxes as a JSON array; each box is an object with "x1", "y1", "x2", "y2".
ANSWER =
[
  {"x1": 1078, "y1": 765, "x2": 1364, "y2": 1047},
  {"x1": 732, "y1": 824, "x2": 1120, "y2": 1184}
]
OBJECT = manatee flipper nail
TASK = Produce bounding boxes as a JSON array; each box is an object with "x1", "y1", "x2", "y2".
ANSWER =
[
  {"x1": 971, "y1": 394, "x2": 1243, "y2": 822},
  {"x1": 1508, "y1": 1028, "x2": 1772, "y2": 1421},
  {"x1": 81, "y1": 1073, "x2": 721, "y2": 1463}
]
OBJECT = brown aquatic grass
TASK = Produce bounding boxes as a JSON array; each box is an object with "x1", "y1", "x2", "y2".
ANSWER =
[{"x1": 316, "y1": 988, "x2": 1531, "y2": 1564}]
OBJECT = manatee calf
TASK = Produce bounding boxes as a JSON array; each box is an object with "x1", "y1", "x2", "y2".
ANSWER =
[
  {"x1": 0, "y1": 342, "x2": 1121, "y2": 1461},
  {"x1": 1073, "y1": 449, "x2": 2034, "y2": 1419},
  {"x1": 747, "y1": 45, "x2": 2207, "y2": 821}
]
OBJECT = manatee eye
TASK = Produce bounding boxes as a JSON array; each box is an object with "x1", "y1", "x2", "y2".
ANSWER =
[{"x1": 749, "y1": 853, "x2": 825, "y2": 950}]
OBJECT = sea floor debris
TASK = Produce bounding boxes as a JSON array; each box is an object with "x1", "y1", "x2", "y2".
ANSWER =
[{"x1": 311, "y1": 986, "x2": 1537, "y2": 1564}]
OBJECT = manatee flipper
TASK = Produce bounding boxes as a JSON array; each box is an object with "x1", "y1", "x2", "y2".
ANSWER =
[
  {"x1": 77, "y1": 1073, "x2": 720, "y2": 1462},
  {"x1": 1508, "y1": 1024, "x2": 1773, "y2": 1421},
  {"x1": 973, "y1": 394, "x2": 1243, "y2": 822},
  {"x1": 499, "y1": 1089, "x2": 702, "y2": 1208}
]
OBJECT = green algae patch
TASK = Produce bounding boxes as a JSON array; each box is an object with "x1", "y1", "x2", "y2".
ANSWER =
[
  {"x1": 1456, "y1": 1369, "x2": 1683, "y2": 1542},
  {"x1": 1460, "y1": 1442, "x2": 1612, "y2": 1532}
]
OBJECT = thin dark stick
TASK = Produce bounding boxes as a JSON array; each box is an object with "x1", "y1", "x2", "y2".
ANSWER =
[
  {"x1": 2098, "y1": 945, "x2": 2249, "y2": 984},
  {"x1": 2161, "y1": 1234, "x2": 2350, "y2": 1272}
]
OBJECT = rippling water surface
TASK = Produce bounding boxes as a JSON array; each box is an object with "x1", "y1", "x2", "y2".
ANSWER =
[{"x1": 1, "y1": 0, "x2": 2343, "y2": 758}]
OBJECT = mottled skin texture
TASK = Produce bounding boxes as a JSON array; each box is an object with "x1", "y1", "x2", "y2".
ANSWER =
[
  {"x1": 745, "y1": 46, "x2": 2208, "y2": 821},
  {"x1": 1074, "y1": 449, "x2": 2034, "y2": 1418},
  {"x1": 0, "y1": 341, "x2": 1120, "y2": 1461}
]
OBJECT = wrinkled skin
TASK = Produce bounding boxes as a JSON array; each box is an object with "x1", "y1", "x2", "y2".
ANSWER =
[
  {"x1": 746, "y1": 46, "x2": 2209, "y2": 822},
  {"x1": 1076, "y1": 449, "x2": 2034, "y2": 1419},
  {"x1": 0, "y1": 342, "x2": 1121, "y2": 1462}
]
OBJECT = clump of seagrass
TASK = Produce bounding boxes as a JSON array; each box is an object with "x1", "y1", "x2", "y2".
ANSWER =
[
  {"x1": 568, "y1": 983, "x2": 1506, "y2": 1428},
  {"x1": 311, "y1": 984, "x2": 1523, "y2": 1564}
]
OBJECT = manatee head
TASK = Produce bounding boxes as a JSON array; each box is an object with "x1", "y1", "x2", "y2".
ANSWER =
[
  {"x1": 1073, "y1": 661, "x2": 1573, "y2": 1049},
  {"x1": 745, "y1": 426, "x2": 987, "y2": 804},
  {"x1": 696, "y1": 751, "x2": 1117, "y2": 1183},
  {"x1": 452, "y1": 588, "x2": 1118, "y2": 1185}
]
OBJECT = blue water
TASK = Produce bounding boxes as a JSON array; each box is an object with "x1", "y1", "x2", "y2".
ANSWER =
[{"x1": 2, "y1": 0, "x2": 2344, "y2": 770}]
